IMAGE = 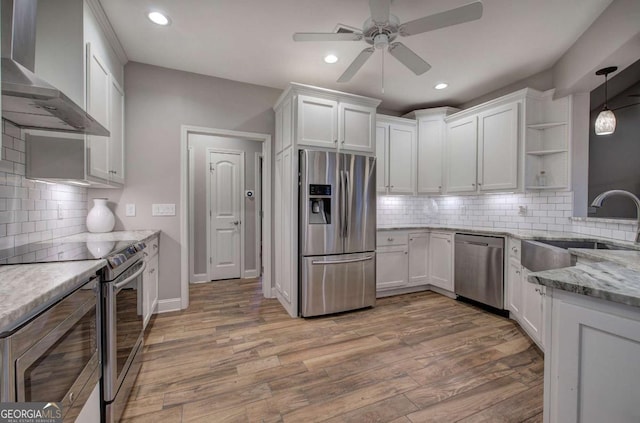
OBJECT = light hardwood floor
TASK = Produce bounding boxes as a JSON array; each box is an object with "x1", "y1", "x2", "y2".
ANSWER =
[{"x1": 122, "y1": 279, "x2": 543, "y2": 423}]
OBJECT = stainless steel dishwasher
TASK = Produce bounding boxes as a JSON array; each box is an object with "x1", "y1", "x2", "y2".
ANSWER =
[{"x1": 454, "y1": 234, "x2": 504, "y2": 309}]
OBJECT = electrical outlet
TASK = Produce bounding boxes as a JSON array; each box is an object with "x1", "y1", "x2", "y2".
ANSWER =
[
  {"x1": 152, "y1": 203, "x2": 176, "y2": 216},
  {"x1": 518, "y1": 205, "x2": 528, "y2": 216},
  {"x1": 126, "y1": 203, "x2": 136, "y2": 217}
]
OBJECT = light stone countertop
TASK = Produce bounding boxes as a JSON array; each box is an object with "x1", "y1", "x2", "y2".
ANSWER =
[
  {"x1": 377, "y1": 224, "x2": 598, "y2": 241},
  {"x1": 58, "y1": 230, "x2": 160, "y2": 243},
  {"x1": 528, "y1": 261, "x2": 640, "y2": 308},
  {"x1": 0, "y1": 260, "x2": 105, "y2": 335},
  {"x1": 0, "y1": 230, "x2": 160, "y2": 335},
  {"x1": 568, "y1": 248, "x2": 640, "y2": 272}
]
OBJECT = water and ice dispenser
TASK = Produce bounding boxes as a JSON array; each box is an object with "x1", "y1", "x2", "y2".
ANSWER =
[{"x1": 308, "y1": 184, "x2": 331, "y2": 224}]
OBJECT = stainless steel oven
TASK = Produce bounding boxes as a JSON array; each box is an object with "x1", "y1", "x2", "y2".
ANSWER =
[
  {"x1": 102, "y1": 253, "x2": 145, "y2": 423},
  {"x1": 0, "y1": 277, "x2": 100, "y2": 423}
]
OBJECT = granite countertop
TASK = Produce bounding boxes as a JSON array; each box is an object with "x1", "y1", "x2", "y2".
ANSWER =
[
  {"x1": 0, "y1": 260, "x2": 105, "y2": 335},
  {"x1": 377, "y1": 224, "x2": 597, "y2": 242},
  {"x1": 568, "y1": 248, "x2": 640, "y2": 272},
  {"x1": 0, "y1": 230, "x2": 160, "y2": 335},
  {"x1": 58, "y1": 229, "x2": 160, "y2": 243},
  {"x1": 528, "y1": 261, "x2": 640, "y2": 308}
]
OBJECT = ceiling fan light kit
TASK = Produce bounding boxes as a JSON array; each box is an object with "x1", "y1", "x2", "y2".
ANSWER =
[
  {"x1": 595, "y1": 66, "x2": 618, "y2": 136},
  {"x1": 293, "y1": 0, "x2": 483, "y2": 83}
]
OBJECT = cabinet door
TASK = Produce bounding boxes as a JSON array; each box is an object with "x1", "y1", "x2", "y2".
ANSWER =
[
  {"x1": 275, "y1": 105, "x2": 283, "y2": 153},
  {"x1": 521, "y1": 268, "x2": 544, "y2": 348},
  {"x1": 408, "y1": 233, "x2": 429, "y2": 286},
  {"x1": 149, "y1": 254, "x2": 158, "y2": 318},
  {"x1": 297, "y1": 95, "x2": 338, "y2": 148},
  {"x1": 339, "y1": 102, "x2": 375, "y2": 154},
  {"x1": 375, "y1": 124, "x2": 389, "y2": 193},
  {"x1": 376, "y1": 245, "x2": 408, "y2": 291},
  {"x1": 507, "y1": 257, "x2": 523, "y2": 319},
  {"x1": 478, "y1": 103, "x2": 518, "y2": 191},
  {"x1": 108, "y1": 77, "x2": 125, "y2": 184},
  {"x1": 388, "y1": 123, "x2": 416, "y2": 194},
  {"x1": 86, "y1": 43, "x2": 110, "y2": 181},
  {"x1": 549, "y1": 296, "x2": 640, "y2": 423},
  {"x1": 446, "y1": 116, "x2": 477, "y2": 193},
  {"x1": 417, "y1": 118, "x2": 444, "y2": 194},
  {"x1": 429, "y1": 232, "x2": 453, "y2": 291},
  {"x1": 275, "y1": 147, "x2": 297, "y2": 317}
]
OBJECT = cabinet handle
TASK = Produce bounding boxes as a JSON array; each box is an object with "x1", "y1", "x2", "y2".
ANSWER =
[
  {"x1": 477, "y1": 182, "x2": 482, "y2": 186},
  {"x1": 447, "y1": 239, "x2": 451, "y2": 243},
  {"x1": 404, "y1": 251, "x2": 408, "y2": 255},
  {"x1": 150, "y1": 268, "x2": 155, "y2": 274},
  {"x1": 516, "y1": 270, "x2": 521, "y2": 275},
  {"x1": 512, "y1": 247, "x2": 518, "y2": 253},
  {"x1": 387, "y1": 237, "x2": 394, "y2": 241},
  {"x1": 143, "y1": 252, "x2": 148, "y2": 257},
  {"x1": 472, "y1": 183, "x2": 476, "y2": 187},
  {"x1": 69, "y1": 392, "x2": 74, "y2": 402},
  {"x1": 334, "y1": 139, "x2": 338, "y2": 144},
  {"x1": 153, "y1": 244, "x2": 158, "y2": 249},
  {"x1": 410, "y1": 238, "x2": 413, "y2": 241},
  {"x1": 438, "y1": 186, "x2": 442, "y2": 190},
  {"x1": 341, "y1": 139, "x2": 345, "y2": 144},
  {"x1": 390, "y1": 185, "x2": 394, "y2": 188}
]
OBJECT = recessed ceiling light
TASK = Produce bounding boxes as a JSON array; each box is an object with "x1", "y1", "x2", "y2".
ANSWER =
[
  {"x1": 434, "y1": 82, "x2": 448, "y2": 90},
  {"x1": 148, "y1": 11, "x2": 170, "y2": 26},
  {"x1": 324, "y1": 54, "x2": 338, "y2": 64}
]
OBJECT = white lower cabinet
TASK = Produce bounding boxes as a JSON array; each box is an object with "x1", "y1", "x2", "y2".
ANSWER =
[
  {"x1": 545, "y1": 289, "x2": 640, "y2": 423},
  {"x1": 376, "y1": 245, "x2": 408, "y2": 291},
  {"x1": 520, "y1": 268, "x2": 545, "y2": 347},
  {"x1": 507, "y1": 257, "x2": 523, "y2": 317},
  {"x1": 408, "y1": 233, "x2": 429, "y2": 286},
  {"x1": 428, "y1": 232, "x2": 454, "y2": 292}
]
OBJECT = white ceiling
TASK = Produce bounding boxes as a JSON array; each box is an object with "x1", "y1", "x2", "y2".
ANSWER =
[{"x1": 100, "y1": 0, "x2": 613, "y2": 112}]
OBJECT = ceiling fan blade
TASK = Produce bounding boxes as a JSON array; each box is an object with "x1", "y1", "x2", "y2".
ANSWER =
[
  {"x1": 293, "y1": 32, "x2": 363, "y2": 42},
  {"x1": 400, "y1": 1, "x2": 483, "y2": 36},
  {"x1": 337, "y1": 48, "x2": 375, "y2": 83},
  {"x1": 369, "y1": 0, "x2": 391, "y2": 24},
  {"x1": 388, "y1": 42, "x2": 431, "y2": 75}
]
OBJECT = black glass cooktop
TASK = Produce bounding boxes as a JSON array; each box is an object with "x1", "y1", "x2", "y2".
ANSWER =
[{"x1": 0, "y1": 239, "x2": 142, "y2": 266}]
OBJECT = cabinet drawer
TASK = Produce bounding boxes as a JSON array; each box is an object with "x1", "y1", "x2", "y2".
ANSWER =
[
  {"x1": 508, "y1": 238, "x2": 521, "y2": 260},
  {"x1": 377, "y1": 231, "x2": 409, "y2": 247}
]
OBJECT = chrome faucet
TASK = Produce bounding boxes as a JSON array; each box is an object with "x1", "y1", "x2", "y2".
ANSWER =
[{"x1": 590, "y1": 190, "x2": 640, "y2": 243}]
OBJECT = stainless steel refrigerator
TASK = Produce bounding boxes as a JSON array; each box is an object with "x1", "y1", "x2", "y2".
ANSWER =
[{"x1": 299, "y1": 149, "x2": 376, "y2": 317}]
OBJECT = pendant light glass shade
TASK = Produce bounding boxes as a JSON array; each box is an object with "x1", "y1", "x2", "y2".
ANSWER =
[
  {"x1": 595, "y1": 108, "x2": 616, "y2": 135},
  {"x1": 594, "y1": 66, "x2": 618, "y2": 136}
]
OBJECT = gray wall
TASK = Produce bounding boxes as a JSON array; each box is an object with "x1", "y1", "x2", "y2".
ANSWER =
[
  {"x1": 588, "y1": 78, "x2": 640, "y2": 218},
  {"x1": 188, "y1": 134, "x2": 262, "y2": 278},
  {"x1": 89, "y1": 62, "x2": 281, "y2": 301}
]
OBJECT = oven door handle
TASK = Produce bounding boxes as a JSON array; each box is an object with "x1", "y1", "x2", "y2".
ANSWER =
[{"x1": 113, "y1": 261, "x2": 146, "y2": 291}]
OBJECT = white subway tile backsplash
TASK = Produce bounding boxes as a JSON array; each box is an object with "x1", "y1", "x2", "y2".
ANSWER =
[{"x1": 0, "y1": 121, "x2": 88, "y2": 250}]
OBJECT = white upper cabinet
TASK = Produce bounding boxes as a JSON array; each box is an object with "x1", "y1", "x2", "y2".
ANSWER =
[
  {"x1": 86, "y1": 45, "x2": 111, "y2": 182},
  {"x1": 376, "y1": 115, "x2": 417, "y2": 195},
  {"x1": 297, "y1": 95, "x2": 338, "y2": 149},
  {"x1": 109, "y1": 78, "x2": 125, "y2": 184},
  {"x1": 478, "y1": 103, "x2": 519, "y2": 191},
  {"x1": 407, "y1": 107, "x2": 459, "y2": 195},
  {"x1": 276, "y1": 83, "x2": 381, "y2": 155},
  {"x1": 446, "y1": 116, "x2": 478, "y2": 193},
  {"x1": 339, "y1": 102, "x2": 376, "y2": 153},
  {"x1": 375, "y1": 124, "x2": 389, "y2": 193}
]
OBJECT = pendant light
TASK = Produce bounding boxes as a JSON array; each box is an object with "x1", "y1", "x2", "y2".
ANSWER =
[{"x1": 594, "y1": 66, "x2": 618, "y2": 136}]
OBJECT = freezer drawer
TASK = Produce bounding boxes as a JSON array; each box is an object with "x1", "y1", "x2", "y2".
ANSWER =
[{"x1": 301, "y1": 252, "x2": 376, "y2": 317}]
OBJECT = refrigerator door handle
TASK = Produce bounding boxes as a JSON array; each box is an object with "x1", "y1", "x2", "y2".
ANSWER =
[
  {"x1": 344, "y1": 170, "x2": 350, "y2": 238},
  {"x1": 339, "y1": 170, "x2": 346, "y2": 239},
  {"x1": 311, "y1": 255, "x2": 375, "y2": 265}
]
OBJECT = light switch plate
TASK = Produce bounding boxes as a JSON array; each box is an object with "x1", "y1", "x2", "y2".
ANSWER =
[
  {"x1": 126, "y1": 203, "x2": 136, "y2": 217},
  {"x1": 152, "y1": 203, "x2": 176, "y2": 216}
]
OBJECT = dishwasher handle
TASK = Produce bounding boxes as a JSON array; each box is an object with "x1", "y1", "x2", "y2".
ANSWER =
[{"x1": 458, "y1": 240, "x2": 490, "y2": 247}]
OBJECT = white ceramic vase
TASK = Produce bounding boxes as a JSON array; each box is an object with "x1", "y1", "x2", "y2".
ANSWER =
[{"x1": 86, "y1": 198, "x2": 115, "y2": 233}]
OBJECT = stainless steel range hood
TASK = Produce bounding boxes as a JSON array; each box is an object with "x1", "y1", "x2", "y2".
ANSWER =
[{"x1": 1, "y1": 0, "x2": 109, "y2": 136}]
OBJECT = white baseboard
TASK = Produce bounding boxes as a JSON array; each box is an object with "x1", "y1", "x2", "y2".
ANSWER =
[
  {"x1": 244, "y1": 269, "x2": 258, "y2": 278},
  {"x1": 191, "y1": 273, "x2": 208, "y2": 283},
  {"x1": 156, "y1": 298, "x2": 182, "y2": 313}
]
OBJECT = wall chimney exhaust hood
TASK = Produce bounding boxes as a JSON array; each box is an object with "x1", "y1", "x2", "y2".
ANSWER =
[{"x1": 1, "y1": 0, "x2": 109, "y2": 136}]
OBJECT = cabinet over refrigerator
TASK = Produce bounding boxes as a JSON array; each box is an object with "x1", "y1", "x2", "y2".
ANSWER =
[{"x1": 299, "y1": 149, "x2": 376, "y2": 317}]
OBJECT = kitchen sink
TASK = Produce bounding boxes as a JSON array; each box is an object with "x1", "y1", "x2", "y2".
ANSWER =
[{"x1": 521, "y1": 239, "x2": 635, "y2": 272}]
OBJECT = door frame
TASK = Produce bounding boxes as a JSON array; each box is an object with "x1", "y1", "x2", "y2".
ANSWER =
[
  {"x1": 206, "y1": 148, "x2": 245, "y2": 281},
  {"x1": 180, "y1": 125, "x2": 272, "y2": 310},
  {"x1": 255, "y1": 152, "x2": 263, "y2": 282}
]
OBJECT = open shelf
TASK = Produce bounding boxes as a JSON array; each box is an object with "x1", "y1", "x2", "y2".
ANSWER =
[
  {"x1": 527, "y1": 122, "x2": 567, "y2": 130},
  {"x1": 526, "y1": 149, "x2": 568, "y2": 156}
]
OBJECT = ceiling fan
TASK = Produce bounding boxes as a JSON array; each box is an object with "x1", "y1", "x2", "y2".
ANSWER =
[{"x1": 293, "y1": 0, "x2": 483, "y2": 83}]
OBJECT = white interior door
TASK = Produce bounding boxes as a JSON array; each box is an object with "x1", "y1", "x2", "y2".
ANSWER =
[{"x1": 209, "y1": 151, "x2": 242, "y2": 280}]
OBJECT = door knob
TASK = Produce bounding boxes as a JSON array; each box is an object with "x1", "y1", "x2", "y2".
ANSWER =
[{"x1": 232, "y1": 221, "x2": 240, "y2": 225}]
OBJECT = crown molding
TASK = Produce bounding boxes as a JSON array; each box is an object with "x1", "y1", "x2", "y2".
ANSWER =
[{"x1": 86, "y1": 0, "x2": 128, "y2": 65}]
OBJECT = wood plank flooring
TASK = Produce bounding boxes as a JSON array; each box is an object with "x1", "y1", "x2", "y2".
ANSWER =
[{"x1": 122, "y1": 279, "x2": 544, "y2": 423}]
